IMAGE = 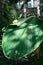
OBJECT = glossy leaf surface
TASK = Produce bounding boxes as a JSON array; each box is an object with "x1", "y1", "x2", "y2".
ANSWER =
[{"x1": 2, "y1": 17, "x2": 43, "y2": 60}]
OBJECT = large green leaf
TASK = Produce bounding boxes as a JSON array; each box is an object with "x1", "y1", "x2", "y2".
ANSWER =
[{"x1": 2, "y1": 17, "x2": 43, "y2": 60}]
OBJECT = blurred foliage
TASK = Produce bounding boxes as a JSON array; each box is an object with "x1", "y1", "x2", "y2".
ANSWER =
[
  {"x1": 0, "y1": 0, "x2": 43, "y2": 65},
  {"x1": 0, "y1": 0, "x2": 31, "y2": 37}
]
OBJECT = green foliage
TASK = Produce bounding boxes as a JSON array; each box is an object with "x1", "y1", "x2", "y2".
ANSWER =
[
  {"x1": 2, "y1": 17, "x2": 43, "y2": 60},
  {"x1": 0, "y1": 0, "x2": 43, "y2": 65}
]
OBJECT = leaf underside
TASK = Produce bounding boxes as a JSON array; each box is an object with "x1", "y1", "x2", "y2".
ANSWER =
[{"x1": 2, "y1": 17, "x2": 43, "y2": 60}]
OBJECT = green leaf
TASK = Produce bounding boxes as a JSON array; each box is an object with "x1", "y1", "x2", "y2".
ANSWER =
[{"x1": 2, "y1": 17, "x2": 43, "y2": 60}]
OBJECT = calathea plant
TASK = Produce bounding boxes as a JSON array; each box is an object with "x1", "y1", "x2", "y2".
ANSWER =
[{"x1": 1, "y1": 0, "x2": 43, "y2": 60}]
